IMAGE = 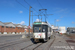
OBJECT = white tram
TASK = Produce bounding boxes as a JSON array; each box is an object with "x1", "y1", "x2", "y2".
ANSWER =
[{"x1": 33, "y1": 22, "x2": 53, "y2": 42}]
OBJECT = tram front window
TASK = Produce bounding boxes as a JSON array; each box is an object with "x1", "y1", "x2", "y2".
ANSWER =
[
  {"x1": 42, "y1": 25, "x2": 48, "y2": 32},
  {"x1": 33, "y1": 25, "x2": 41, "y2": 32}
]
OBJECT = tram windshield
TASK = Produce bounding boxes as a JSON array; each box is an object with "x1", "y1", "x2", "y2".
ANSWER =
[
  {"x1": 33, "y1": 25, "x2": 41, "y2": 32},
  {"x1": 33, "y1": 25, "x2": 48, "y2": 32}
]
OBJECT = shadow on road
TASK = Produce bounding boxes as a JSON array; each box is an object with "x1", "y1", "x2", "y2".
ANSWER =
[{"x1": 30, "y1": 38, "x2": 37, "y2": 44}]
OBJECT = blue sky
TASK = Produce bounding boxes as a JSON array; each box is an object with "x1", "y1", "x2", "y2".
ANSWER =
[{"x1": 0, "y1": 0, "x2": 75, "y2": 27}]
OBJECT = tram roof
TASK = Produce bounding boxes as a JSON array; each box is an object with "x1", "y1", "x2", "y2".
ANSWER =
[{"x1": 33, "y1": 21, "x2": 52, "y2": 27}]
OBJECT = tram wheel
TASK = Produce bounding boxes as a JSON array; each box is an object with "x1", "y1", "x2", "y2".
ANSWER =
[{"x1": 49, "y1": 37, "x2": 50, "y2": 40}]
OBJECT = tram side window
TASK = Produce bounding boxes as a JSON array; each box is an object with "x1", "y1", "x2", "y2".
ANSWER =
[
  {"x1": 50, "y1": 27, "x2": 52, "y2": 32},
  {"x1": 48, "y1": 27, "x2": 50, "y2": 32}
]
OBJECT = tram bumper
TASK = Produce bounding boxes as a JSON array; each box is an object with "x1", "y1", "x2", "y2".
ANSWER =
[{"x1": 34, "y1": 38, "x2": 39, "y2": 42}]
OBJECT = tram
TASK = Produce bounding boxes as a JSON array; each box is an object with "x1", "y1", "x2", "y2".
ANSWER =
[{"x1": 33, "y1": 21, "x2": 53, "y2": 42}]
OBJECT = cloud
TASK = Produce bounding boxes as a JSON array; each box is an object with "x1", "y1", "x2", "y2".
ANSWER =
[
  {"x1": 54, "y1": 8, "x2": 67, "y2": 13},
  {"x1": 56, "y1": 19, "x2": 60, "y2": 22},
  {"x1": 12, "y1": 22, "x2": 16, "y2": 24},
  {"x1": 20, "y1": 21, "x2": 25, "y2": 25},
  {"x1": 36, "y1": 19, "x2": 41, "y2": 22},
  {"x1": 19, "y1": 11, "x2": 23, "y2": 13},
  {"x1": 72, "y1": 22, "x2": 75, "y2": 24}
]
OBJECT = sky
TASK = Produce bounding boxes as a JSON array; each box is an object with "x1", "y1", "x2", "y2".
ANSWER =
[{"x1": 0, "y1": 0, "x2": 75, "y2": 28}]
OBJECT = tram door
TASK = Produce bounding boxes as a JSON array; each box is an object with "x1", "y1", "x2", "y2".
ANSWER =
[{"x1": 42, "y1": 25, "x2": 48, "y2": 40}]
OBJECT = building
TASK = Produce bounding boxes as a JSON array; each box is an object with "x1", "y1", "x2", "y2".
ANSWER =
[
  {"x1": 51, "y1": 25, "x2": 59, "y2": 33},
  {"x1": 59, "y1": 27, "x2": 66, "y2": 34},
  {"x1": 67, "y1": 27, "x2": 75, "y2": 33},
  {"x1": 0, "y1": 21, "x2": 33, "y2": 34},
  {"x1": 0, "y1": 21, "x2": 5, "y2": 34},
  {"x1": 3, "y1": 22, "x2": 16, "y2": 34},
  {"x1": 26, "y1": 27, "x2": 33, "y2": 33}
]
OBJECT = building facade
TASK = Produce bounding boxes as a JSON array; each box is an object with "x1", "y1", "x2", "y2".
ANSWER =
[
  {"x1": 59, "y1": 27, "x2": 66, "y2": 34},
  {"x1": 0, "y1": 21, "x2": 33, "y2": 34},
  {"x1": 67, "y1": 27, "x2": 75, "y2": 33},
  {"x1": 51, "y1": 25, "x2": 59, "y2": 33}
]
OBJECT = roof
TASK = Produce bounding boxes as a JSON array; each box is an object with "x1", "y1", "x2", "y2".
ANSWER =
[
  {"x1": 14, "y1": 24, "x2": 20, "y2": 27},
  {"x1": 21, "y1": 25, "x2": 28, "y2": 28},
  {"x1": 0, "y1": 21, "x2": 27, "y2": 28},
  {"x1": 3, "y1": 22, "x2": 15, "y2": 27},
  {"x1": 0, "y1": 21, "x2": 5, "y2": 26},
  {"x1": 67, "y1": 27, "x2": 75, "y2": 28},
  {"x1": 14, "y1": 24, "x2": 22, "y2": 27},
  {"x1": 33, "y1": 21, "x2": 52, "y2": 27},
  {"x1": 3, "y1": 22, "x2": 12, "y2": 25}
]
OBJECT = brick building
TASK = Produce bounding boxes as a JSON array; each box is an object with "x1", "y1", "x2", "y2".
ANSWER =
[
  {"x1": 0, "y1": 21, "x2": 33, "y2": 34},
  {"x1": 0, "y1": 21, "x2": 5, "y2": 34}
]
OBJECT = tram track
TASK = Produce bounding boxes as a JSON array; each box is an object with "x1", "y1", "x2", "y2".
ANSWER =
[
  {"x1": 21, "y1": 43, "x2": 34, "y2": 50},
  {"x1": 0, "y1": 39, "x2": 30, "y2": 49},
  {"x1": 0, "y1": 35, "x2": 56, "y2": 50},
  {"x1": 21, "y1": 36, "x2": 55, "y2": 50},
  {"x1": 48, "y1": 37, "x2": 55, "y2": 50},
  {"x1": 33, "y1": 43, "x2": 43, "y2": 50},
  {"x1": 21, "y1": 43, "x2": 43, "y2": 50}
]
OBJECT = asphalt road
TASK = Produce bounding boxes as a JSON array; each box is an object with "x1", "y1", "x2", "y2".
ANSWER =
[
  {"x1": 0, "y1": 33, "x2": 75, "y2": 50},
  {"x1": 0, "y1": 34, "x2": 33, "y2": 44}
]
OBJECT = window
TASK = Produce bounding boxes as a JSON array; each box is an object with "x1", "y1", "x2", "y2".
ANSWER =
[
  {"x1": 10, "y1": 27, "x2": 12, "y2": 28},
  {"x1": 50, "y1": 27, "x2": 52, "y2": 32},
  {"x1": 42, "y1": 25, "x2": 48, "y2": 32},
  {"x1": 13, "y1": 27, "x2": 15, "y2": 29},
  {"x1": 33, "y1": 25, "x2": 48, "y2": 32},
  {"x1": 48, "y1": 27, "x2": 50, "y2": 32},
  {"x1": 2, "y1": 26, "x2": 4, "y2": 28},
  {"x1": 33, "y1": 25, "x2": 41, "y2": 32},
  {"x1": 6, "y1": 26, "x2": 8, "y2": 28}
]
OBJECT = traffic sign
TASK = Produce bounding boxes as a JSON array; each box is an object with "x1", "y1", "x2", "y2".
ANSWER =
[{"x1": 28, "y1": 26, "x2": 31, "y2": 28}]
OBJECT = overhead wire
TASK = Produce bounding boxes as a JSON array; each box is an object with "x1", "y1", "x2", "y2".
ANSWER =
[
  {"x1": 24, "y1": 0, "x2": 39, "y2": 14},
  {"x1": 37, "y1": 0, "x2": 43, "y2": 9},
  {"x1": 16, "y1": 0, "x2": 37, "y2": 15},
  {"x1": 16, "y1": 0, "x2": 29, "y2": 10},
  {"x1": 37, "y1": 0, "x2": 45, "y2": 21}
]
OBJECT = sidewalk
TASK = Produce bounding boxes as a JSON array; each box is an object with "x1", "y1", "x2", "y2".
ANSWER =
[
  {"x1": 49, "y1": 34, "x2": 73, "y2": 50},
  {"x1": 62, "y1": 35, "x2": 75, "y2": 50},
  {"x1": 0, "y1": 34, "x2": 26, "y2": 36}
]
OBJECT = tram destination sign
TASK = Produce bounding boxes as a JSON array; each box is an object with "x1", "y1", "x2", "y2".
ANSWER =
[{"x1": 34, "y1": 22, "x2": 41, "y2": 24}]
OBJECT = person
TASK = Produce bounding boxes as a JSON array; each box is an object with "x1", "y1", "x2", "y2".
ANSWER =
[{"x1": 39, "y1": 28, "x2": 41, "y2": 32}]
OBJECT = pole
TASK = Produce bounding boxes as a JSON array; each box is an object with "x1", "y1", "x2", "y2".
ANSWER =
[
  {"x1": 41, "y1": 16, "x2": 42, "y2": 21},
  {"x1": 31, "y1": 11, "x2": 33, "y2": 26},
  {"x1": 32, "y1": 11, "x2": 33, "y2": 24},
  {"x1": 45, "y1": 9, "x2": 47, "y2": 22},
  {"x1": 55, "y1": 19, "x2": 56, "y2": 27},
  {"x1": 44, "y1": 14, "x2": 46, "y2": 22},
  {"x1": 29, "y1": 6, "x2": 32, "y2": 38}
]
